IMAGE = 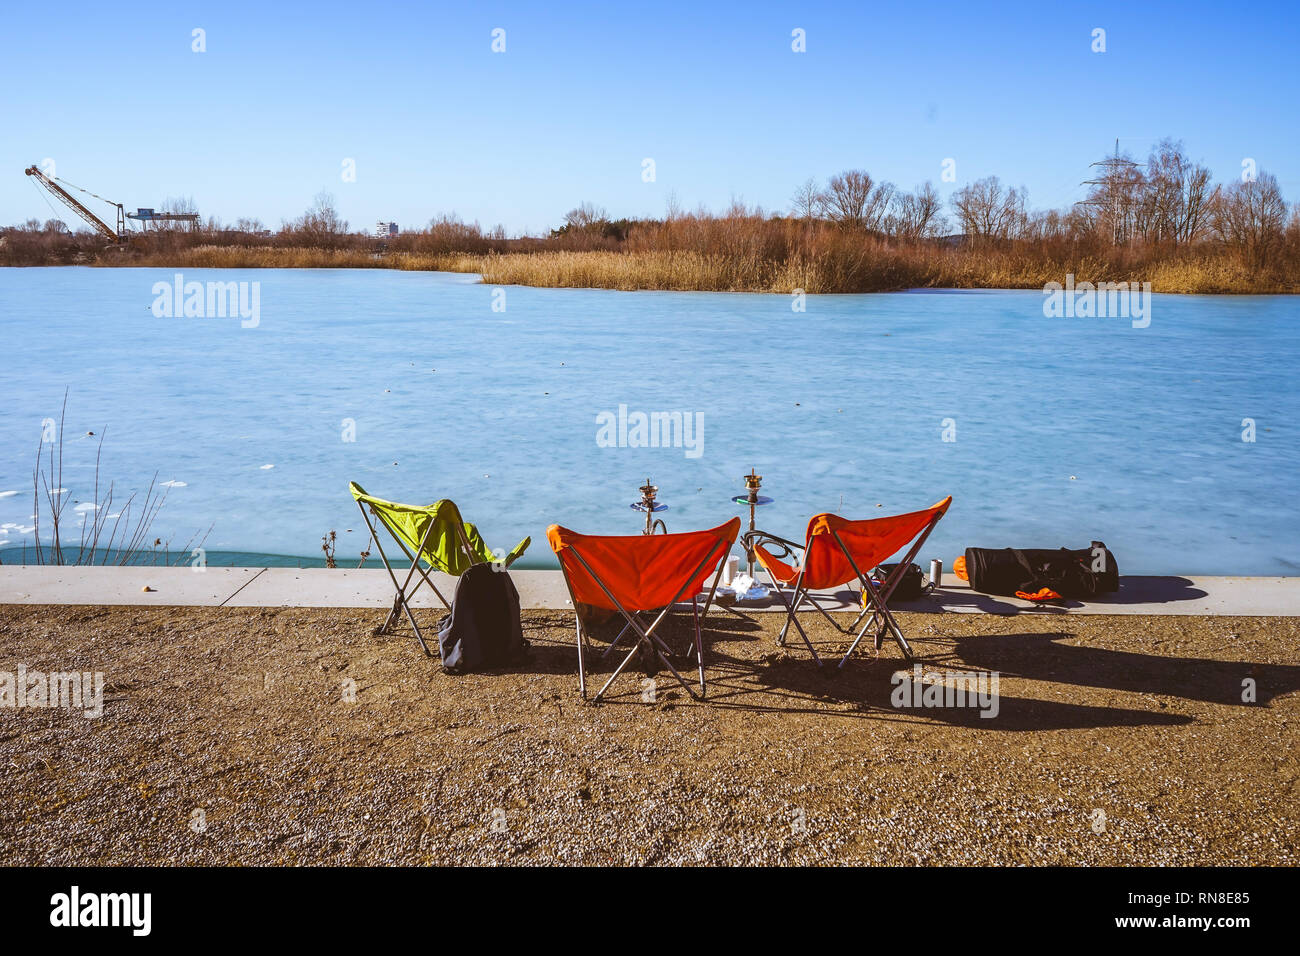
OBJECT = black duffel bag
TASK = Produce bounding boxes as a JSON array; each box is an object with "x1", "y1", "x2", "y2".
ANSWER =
[{"x1": 964, "y1": 541, "x2": 1119, "y2": 599}]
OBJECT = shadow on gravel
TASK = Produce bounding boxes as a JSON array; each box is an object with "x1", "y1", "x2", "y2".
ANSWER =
[
  {"x1": 696, "y1": 651, "x2": 1196, "y2": 731},
  {"x1": 396, "y1": 611, "x2": 1283, "y2": 728},
  {"x1": 950, "y1": 630, "x2": 1300, "y2": 706}
]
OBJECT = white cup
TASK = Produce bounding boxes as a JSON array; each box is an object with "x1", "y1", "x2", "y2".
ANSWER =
[{"x1": 721, "y1": 555, "x2": 739, "y2": 585}]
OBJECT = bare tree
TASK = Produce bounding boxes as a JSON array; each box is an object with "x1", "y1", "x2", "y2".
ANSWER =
[
  {"x1": 161, "y1": 195, "x2": 199, "y2": 217},
  {"x1": 285, "y1": 191, "x2": 349, "y2": 248},
  {"x1": 663, "y1": 190, "x2": 682, "y2": 222},
  {"x1": 820, "y1": 170, "x2": 895, "y2": 231},
  {"x1": 1021, "y1": 208, "x2": 1072, "y2": 242},
  {"x1": 1286, "y1": 205, "x2": 1300, "y2": 263},
  {"x1": 1213, "y1": 171, "x2": 1288, "y2": 267},
  {"x1": 862, "y1": 180, "x2": 895, "y2": 232},
  {"x1": 563, "y1": 202, "x2": 609, "y2": 230},
  {"x1": 791, "y1": 177, "x2": 821, "y2": 221},
  {"x1": 887, "y1": 182, "x2": 946, "y2": 239},
  {"x1": 951, "y1": 176, "x2": 1027, "y2": 240},
  {"x1": 1142, "y1": 139, "x2": 1215, "y2": 244}
]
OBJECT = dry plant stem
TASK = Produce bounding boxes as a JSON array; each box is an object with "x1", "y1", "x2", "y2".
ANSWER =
[{"x1": 28, "y1": 392, "x2": 210, "y2": 566}]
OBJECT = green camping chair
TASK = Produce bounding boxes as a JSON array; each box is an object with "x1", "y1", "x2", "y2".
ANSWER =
[{"x1": 349, "y1": 481, "x2": 530, "y2": 657}]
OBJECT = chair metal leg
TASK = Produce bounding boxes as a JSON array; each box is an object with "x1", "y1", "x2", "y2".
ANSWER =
[
  {"x1": 847, "y1": 600, "x2": 871, "y2": 635},
  {"x1": 778, "y1": 585, "x2": 806, "y2": 646},
  {"x1": 400, "y1": 598, "x2": 433, "y2": 657},
  {"x1": 557, "y1": 568, "x2": 588, "y2": 699},
  {"x1": 575, "y1": 615, "x2": 588, "y2": 700},
  {"x1": 380, "y1": 594, "x2": 402, "y2": 634},
  {"x1": 768, "y1": 572, "x2": 796, "y2": 647},
  {"x1": 358, "y1": 501, "x2": 436, "y2": 656},
  {"x1": 652, "y1": 644, "x2": 701, "y2": 701},
  {"x1": 602, "y1": 615, "x2": 642, "y2": 660},
  {"x1": 358, "y1": 499, "x2": 454, "y2": 655},
  {"x1": 838, "y1": 563, "x2": 912, "y2": 667},
  {"x1": 829, "y1": 522, "x2": 939, "y2": 666},
  {"x1": 764, "y1": 566, "x2": 801, "y2": 646},
  {"x1": 767, "y1": 571, "x2": 822, "y2": 667},
  {"x1": 839, "y1": 610, "x2": 880, "y2": 668},
  {"x1": 595, "y1": 641, "x2": 645, "y2": 702},
  {"x1": 692, "y1": 596, "x2": 706, "y2": 697},
  {"x1": 803, "y1": 590, "x2": 849, "y2": 632}
]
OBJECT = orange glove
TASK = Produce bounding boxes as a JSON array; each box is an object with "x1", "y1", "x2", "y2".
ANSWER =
[{"x1": 1015, "y1": 587, "x2": 1062, "y2": 601}]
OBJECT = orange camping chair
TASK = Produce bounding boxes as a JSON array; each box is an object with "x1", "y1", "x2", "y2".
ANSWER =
[
  {"x1": 548, "y1": 518, "x2": 740, "y2": 702},
  {"x1": 744, "y1": 497, "x2": 951, "y2": 667}
]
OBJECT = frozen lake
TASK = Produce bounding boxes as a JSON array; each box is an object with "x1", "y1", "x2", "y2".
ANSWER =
[{"x1": 1, "y1": 267, "x2": 1296, "y2": 574}]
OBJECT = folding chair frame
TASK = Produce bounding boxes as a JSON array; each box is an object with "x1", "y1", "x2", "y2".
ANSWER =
[
  {"x1": 354, "y1": 498, "x2": 482, "y2": 661},
  {"x1": 746, "y1": 509, "x2": 945, "y2": 668},
  {"x1": 557, "y1": 537, "x2": 730, "y2": 703},
  {"x1": 598, "y1": 588, "x2": 728, "y2": 664},
  {"x1": 741, "y1": 531, "x2": 839, "y2": 666}
]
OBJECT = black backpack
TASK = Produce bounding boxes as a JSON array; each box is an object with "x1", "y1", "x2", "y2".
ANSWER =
[
  {"x1": 964, "y1": 541, "x2": 1119, "y2": 599},
  {"x1": 436, "y1": 564, "x2": 529, "y2": 673}
]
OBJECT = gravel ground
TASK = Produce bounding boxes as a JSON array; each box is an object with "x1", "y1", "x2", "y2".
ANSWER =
[{"x1": 0, "y1": 604, "x2": 1297, "y2": 866}]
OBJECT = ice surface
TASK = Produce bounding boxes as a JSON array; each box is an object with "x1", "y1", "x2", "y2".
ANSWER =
[{"x1": 0, "y1": 269, "x2": 1296, "y2": 574}]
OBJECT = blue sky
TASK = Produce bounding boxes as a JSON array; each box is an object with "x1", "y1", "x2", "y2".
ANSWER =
[{"x1": 2, "y1": 0, "x2": 1296, "y2": 235}]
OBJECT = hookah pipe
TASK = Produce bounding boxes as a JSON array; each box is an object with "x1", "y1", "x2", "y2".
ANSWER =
[
  {"x1": 731, "y1": 468, "x2": 773, "y2": 576},
  {"x1": 632, "y1": 478, "x2": 668, "y2": 535}
]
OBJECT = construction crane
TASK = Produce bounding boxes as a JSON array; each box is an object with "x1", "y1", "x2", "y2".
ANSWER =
[
  {"x1": 24, "y1": 165, "x2": 201, "y2": 241},
  {"x1": 25, "y1": 165, "x2": 126, "y2": 241}
]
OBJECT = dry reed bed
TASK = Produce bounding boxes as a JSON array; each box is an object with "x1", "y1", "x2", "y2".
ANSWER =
[
  {"x1": 448, "y1": 249, "x2": 1296, "y2": 295},
  {"x1": 119, "y1": 245, "x2": 1295, "y2": 295}
]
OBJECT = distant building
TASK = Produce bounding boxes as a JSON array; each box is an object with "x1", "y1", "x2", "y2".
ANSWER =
[{"x1": 374, "y1": 221, "x2": 399, "y2": 239}]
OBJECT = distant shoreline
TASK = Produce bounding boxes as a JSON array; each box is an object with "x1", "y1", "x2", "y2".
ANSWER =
[{"x1": 2, "y1": 246, "x2": 1295, "y2": 295}]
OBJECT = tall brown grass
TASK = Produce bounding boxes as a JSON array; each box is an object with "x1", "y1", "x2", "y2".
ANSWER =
[
  {"x1": 70, "y1": 242, "x2": 1300, "y2": 294},
  {"x1": 127, "y1": 245, "x2": 493, "y2": 273},
  {"x1": 4, "y1": 210, "x2": 1297, "y2": 294},
  {"x1": 442, "y1": 245, "x2": 1297, "y2": 295}
]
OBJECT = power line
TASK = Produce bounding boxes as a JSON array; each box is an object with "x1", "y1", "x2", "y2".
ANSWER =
[
  {"x1": 52, "y1": 175, "x2": 121, "y2": 210},
  {"x1": 28, "y1": 176, "x2": 71, "y2": 233},
  {"x1": 1076, "y1": 139, "x2": 1146, "y2": 244}
]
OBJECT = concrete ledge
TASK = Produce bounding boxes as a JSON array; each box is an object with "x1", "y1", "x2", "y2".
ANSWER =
[
  {"x1": 222, "y1": 568, "x2": 570, "y2": 611},
  {"x1": 0, "y1": 565, "x2": 263, "y2": 607},
  {"x1": 2, "y1": 565, "x2": 1299, "y2": 615}
]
